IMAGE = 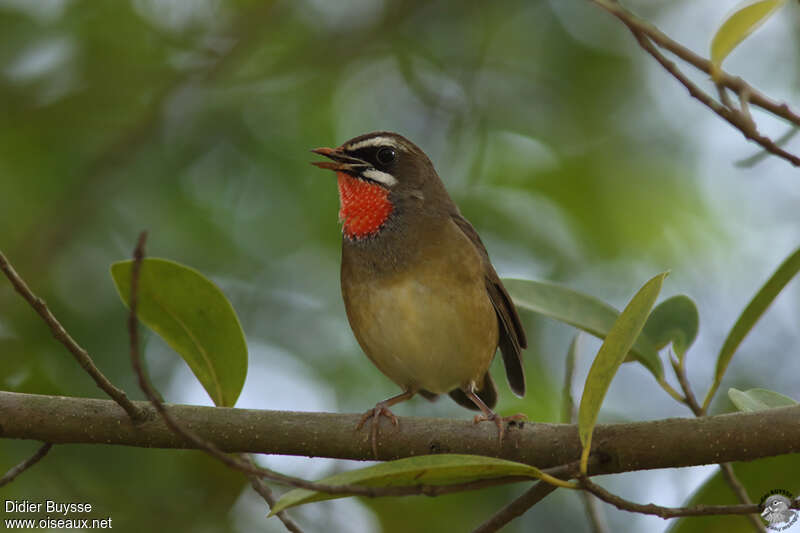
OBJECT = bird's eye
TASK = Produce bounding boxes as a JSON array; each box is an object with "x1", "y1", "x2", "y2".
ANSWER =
[{"x1": 376, "y1": 147, "x2": 396, "y2": 165}]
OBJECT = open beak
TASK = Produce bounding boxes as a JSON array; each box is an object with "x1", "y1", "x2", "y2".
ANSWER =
[{"x1": 311, "y1": 147, "x2": 368, "y2": 172}]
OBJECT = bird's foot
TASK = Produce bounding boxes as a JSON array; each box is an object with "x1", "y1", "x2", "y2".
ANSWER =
[
  {"x1": 356, "y1": 390, "x2": 415, "y2": 458},
  {"x1": 473, "y1": 412, "x2": 528, "y2": 443},
  {"x1": 357, "y1": 402, "x2": 400, "y2": 458}
]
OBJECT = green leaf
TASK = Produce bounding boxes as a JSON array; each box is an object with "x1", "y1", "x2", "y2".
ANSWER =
[
  {"x1": 503, "y1": 278, "x2": 663, "y2": 378},
  {"x1": 111, "y1": 258, "x2": 248, "y2": 407},
  {"x1": 269, "y1": 454, "x2": 547, "y2": 515},
  {"x1": 728, "y1": 387, "x2": 797, "y2": 412},
  {"x1": 704, "y1": 246, "x2": 800, "y2": 411},
  {"x1": 642, "y1": 295, "x2": 699, "y2": 361},
  {"x1": 710, "y1": 0, "x2": 786, "y2": 76},
  {"x1": 578, "y1": 272, "x2": 668, "y2": 473}
]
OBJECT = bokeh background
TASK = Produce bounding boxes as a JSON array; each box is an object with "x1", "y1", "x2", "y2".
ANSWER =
[{"x1": 1, "y1": 0, "x2": 799, "y2": 532}]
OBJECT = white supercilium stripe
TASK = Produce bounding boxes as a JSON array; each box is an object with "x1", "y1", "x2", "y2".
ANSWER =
[
  {"x1": 362, "y1": 168, "x2": 398, "y2": 186},
  {"x1": 345, "y1": 136, "x2": 405, "y2": 152}
]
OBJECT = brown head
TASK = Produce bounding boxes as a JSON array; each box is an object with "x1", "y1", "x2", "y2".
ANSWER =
[{"x1": 311, "y1": 131, "x2": 455, "y2": 241}]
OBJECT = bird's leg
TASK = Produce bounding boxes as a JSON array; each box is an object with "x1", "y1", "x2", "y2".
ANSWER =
[
  {"x1": 464, "y1": 385, "x2": 526, "y2": 444},
  {"x1": 357, "y1": 389, "x2": 415, "y2": 458}
]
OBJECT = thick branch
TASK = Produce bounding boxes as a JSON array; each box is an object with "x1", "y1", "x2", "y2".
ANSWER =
[{"x1": 2, "y1": 391, "x2": 799, "y2": 475}]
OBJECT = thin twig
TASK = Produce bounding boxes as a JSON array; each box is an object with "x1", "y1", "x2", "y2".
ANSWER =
[
  {"x1": 736, "y1": 127, "x2": 799, "y2": 167},
  {"x1": 590, "y1": 0, "x2": 800, "y2": 128},
  {"x1": 471, "y1": 462, "x2": 584, "y2": 533},
  {"x1": 471, "y1": 482, "x2": 558, "y2": 533},
  {"x1": 656, "y1": 376, "x2": 686, "y2": 405},
  {"x1": 128, "y1": 232, "x2": 341, "y2": 493},
  {"x1": 670, "y1": 354, "x2": 766, "y2": 531},
  {"x1": 589, "y1": 0, "x2": 800, "y2": 167},
  {"x1": 125, "y1": 232, "x2": 544, "y2": 500},
  {"x1": 0, "y1": 250, "x2": 144, "y2": 422},
  {"x1": 473, "y1": 341, "x2": 602, "y2": 533},
  {"x1": 719, "y1": 463, "x2": 767, "y2": 533},
  {"x1": 561, "y1": 337, "x2": 610, "y2": 533},
  {"x1": 670, "y1": 355, "x2": 702, "y2": 417},
  {"x1": 243, "y1": 455, "x2": 305, "y2": 533},
  {"x1": 628, "y1": 30, "x2": 800, "y2": 166},
  {"x1": 0, "y1": 443, "x2": 53, "y2": 487},
  {"x1": 737, "y1": 88, "x2": 757, "y2": 132},
  {"x1": 581, "y1": 490, "x2": 612, "y2": 533},
  {"x1": 716, "y1": 83, "x2": 734, "y2": 112},
  {"x1": 581, "y1": 477, "x2": 762, "y2": 518}
]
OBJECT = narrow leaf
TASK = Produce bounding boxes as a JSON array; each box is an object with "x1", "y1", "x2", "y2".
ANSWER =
[
  {"x1": 642, "y1": 295, "x2": 699, "y2": 361},
  {"x1": 111, "y1": 258, "x2": 248, "y2": 407},
  {"x1": 704, "y1": 246, "x2": 800, "y2": 411},
  {"x1": 578, "y1": 272, "x2": 668, "y2": 473},
  {"x1": 728, "y1": 387, "x2": 797, "y2": 412},
  {"x1": 270, "y1": 454, "x2": 550, "y2": 515},
  {"x1": 503, "y1": 278, "x2": 663, "y2": 378},
  {"x1": 710, "y1": 0, "x2": 786, "y2": 76}
]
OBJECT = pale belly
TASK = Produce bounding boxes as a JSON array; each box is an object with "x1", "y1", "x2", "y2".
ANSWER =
[{"x1": 343, "y1": 273, "x2": 499, "y2": 394}]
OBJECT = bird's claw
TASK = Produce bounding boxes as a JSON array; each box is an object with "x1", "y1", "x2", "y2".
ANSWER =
[
  {"x1": 473, "y1": 412, "x2": 528, "y2": 443},
  {"x1": 357, "y1": 403, "x2": 399, "y2": 458}
]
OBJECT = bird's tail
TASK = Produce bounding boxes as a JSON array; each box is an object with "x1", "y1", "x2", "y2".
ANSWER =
[{"x1": 448, "y1": 373, "x2": 498, "y2": 410}]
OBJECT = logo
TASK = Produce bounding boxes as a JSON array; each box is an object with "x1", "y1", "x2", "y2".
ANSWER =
[{"x1": 760, "y1": 489, "x2": 798, "y2": 531}]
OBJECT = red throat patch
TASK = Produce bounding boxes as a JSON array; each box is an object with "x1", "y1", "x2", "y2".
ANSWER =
[{"x1": 336, "y1": 172, "x2": 393, "y2": 239}]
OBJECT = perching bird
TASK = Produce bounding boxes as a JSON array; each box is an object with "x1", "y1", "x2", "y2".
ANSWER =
[{"x1": 312, "y1": 131, "x2": 526, "y2": 455}]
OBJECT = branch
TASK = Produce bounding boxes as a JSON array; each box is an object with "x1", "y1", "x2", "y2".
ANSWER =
[
  {"x1": 561, "y1": 335, "x2": 611, "y2": 533},
  {"x1": 670, "y1": 355, "x2": 701, "y2": 417},
  {"x1": 2, "y1": 391, "x2": 800, "y2": 476},
  {"x1": 471, "y1": 482, "x2": 558, "y2": 533},
  {"x1": 121, "y1": 233, "x2": 549, "y2": 503},
  {"x1": 123, "y1": 234, "x2": 451, "y2": 500},
  {"x1": 0, "y1": 251, "x2": 144, "y2": 422},
  {"x1": 580, "y1": 478, "x2": 764, "y2": 518},
  {"x1": 590, "y1": 0, "x2": 800, "y2": 167},
  {"x1": 0, "y1": 443, "x2": 53, "y2": 487},
  {"x1": 591, "y1": 0, "x2": 800, "y2": 128},
  {"x1": 243, "y1": 455, "x2": 305, "y2": 533},
  {"x1": 718, "y1": 462, "x2": 766, "y2": 533},
  {"x1": 580, "y1": 490, "x2": 612, "y2": 533},
  {"x1": 671, "y1": 356, "x2": 766, "y2": 530},
  {"x1": 631, "y1": 31, "x2": 800, "y2": 167}
]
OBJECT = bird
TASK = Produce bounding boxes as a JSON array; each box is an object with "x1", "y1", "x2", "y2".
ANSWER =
[{"x1": 311, "y1": 131, "x2": 527, "y2": 456}]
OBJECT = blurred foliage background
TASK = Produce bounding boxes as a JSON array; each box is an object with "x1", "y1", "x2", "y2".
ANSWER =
[{"x1": 1, "y1": 0, "x2": 799, "y2": 531}]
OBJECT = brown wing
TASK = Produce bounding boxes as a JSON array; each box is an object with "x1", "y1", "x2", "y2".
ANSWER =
[{"x1": 451, "y1": 214, "x2": 527, "y2": 397}]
